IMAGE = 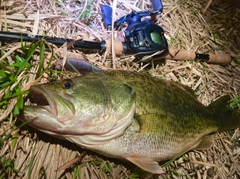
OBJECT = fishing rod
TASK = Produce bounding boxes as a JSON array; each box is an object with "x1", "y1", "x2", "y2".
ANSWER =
[
  {"x1": 100, "y1": 0, "x2": 231, "y2": 65},
  {"x1": 0, "y1": 0, "x2": 231, "y2": 65},
  {"x1": 0, "y1": 31, "x2": 231, "y2": 65}
]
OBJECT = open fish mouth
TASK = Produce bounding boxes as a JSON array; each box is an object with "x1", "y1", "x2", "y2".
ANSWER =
[
  {"x1": 29, "y1": 86, "x2": 58, "y2": 119},
  {"x1": 29, "y1": 85, "x2": 76, "y2": 123}
]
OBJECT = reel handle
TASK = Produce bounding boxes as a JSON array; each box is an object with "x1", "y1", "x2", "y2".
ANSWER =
[
  {"x1": 150, "y1": 0, "x2": 163, "y2": 12},
  {"x1": 101, "y1": 5, "x2": 112, "y2": 28}
]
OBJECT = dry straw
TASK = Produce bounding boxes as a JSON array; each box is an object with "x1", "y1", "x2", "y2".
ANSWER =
[{"x1": 0, "y1": 0, "x2": 239, "y2": 178}]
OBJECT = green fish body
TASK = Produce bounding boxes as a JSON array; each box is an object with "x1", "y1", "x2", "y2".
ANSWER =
[{"x1": 20, "y1": 70, "x2": 240, "y2": 174}]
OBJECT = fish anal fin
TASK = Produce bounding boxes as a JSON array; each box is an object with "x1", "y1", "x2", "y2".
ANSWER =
[
  {"x1": 126, "y1": 156, "x2": 165, "y2": 174},
  {"x1": 194, "y1": 135, "x2": 214, "y2": 150}
]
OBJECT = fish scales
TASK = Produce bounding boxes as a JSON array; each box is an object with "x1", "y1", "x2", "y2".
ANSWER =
[{"x1": 19, "y1": 70, "x2": 240, "y2": 174}]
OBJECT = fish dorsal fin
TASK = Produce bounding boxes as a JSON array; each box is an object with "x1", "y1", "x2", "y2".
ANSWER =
[
  {"x1": 194, "y1": 135, "x2": 214, "y2": 150},
  {"x1": 55, "y1": 58, "x2": 101, "y2": 75},
  {"x1": 126, "y1": 156, "x2": 165, "y2": 174},
  {"x1": 177, "y1": 82, "x2": 197, "y2": 98}
]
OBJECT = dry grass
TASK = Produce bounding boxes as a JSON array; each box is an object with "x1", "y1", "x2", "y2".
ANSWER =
[{"x1": 0, "y1": 0, "x2": 239, "y2": 178}]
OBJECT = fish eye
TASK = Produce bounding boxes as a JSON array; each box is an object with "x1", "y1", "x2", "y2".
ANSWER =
[{"x1": 62, "y1": 79, "x2": 74, "y2": 89}]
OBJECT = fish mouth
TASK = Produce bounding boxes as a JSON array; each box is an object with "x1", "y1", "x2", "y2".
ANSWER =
[
  {"x1": 29, "y1": 85, "x2": 76, "y2": 123},
  {"x1": 30, "y1": 86, "x2": 58, "y2": 119}
]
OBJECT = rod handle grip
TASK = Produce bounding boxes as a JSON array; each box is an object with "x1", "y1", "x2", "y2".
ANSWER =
[
  {"x1": 207, "y1": 53, "x2": 231, "y2": 65},
  {"x1": 105, "y1": 40, "x2": 124, "y2": 56},
  {"x1": 166, "y1": 48, "x2": 231, "y2": 65}
]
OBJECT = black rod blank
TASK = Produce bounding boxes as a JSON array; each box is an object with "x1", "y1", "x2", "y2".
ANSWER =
[{"x1": 0, "y1": 31, "x2": 106, "y2": 51}]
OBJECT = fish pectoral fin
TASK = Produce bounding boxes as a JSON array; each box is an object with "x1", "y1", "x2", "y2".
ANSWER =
[
  {"x1": 126, "y1": 156, "x2": 165, "y2": 174},
  {"x1": 194, "y1": 135, "x2": 214, "y2": 150}
]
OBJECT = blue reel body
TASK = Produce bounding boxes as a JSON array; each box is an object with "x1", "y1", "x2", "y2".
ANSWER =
[{"x1": 101, "y1": 0, "x2": 168, "y2": 57}]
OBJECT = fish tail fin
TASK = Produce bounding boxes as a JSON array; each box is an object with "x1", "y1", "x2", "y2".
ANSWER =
[{"x1": 208, "y1": 95, "x2": 240, "y2": 131}]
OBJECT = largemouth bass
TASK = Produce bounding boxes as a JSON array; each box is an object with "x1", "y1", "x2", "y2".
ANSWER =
[{"x1": 20, "y1": 70, "x2": 240, "y2": 174}]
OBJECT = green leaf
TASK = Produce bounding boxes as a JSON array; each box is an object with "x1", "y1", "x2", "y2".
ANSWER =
[
  {"x1": 16, "y1": 90, "x2": 24, "y2": 109},
  {"x1": 0, "y1": 100, "x2": 8, "y2": 106},
  {"x1": 20, "y1": 38, "x2": 27, "y2": 53},
  {"x1": 15, "y1": 56, "x2": 27, "y2": 76},
  {"x1": 13, "y1": 105, "x2": 20, "y2": 116},
  {"x1": 230, "y1": 96, "x2": 240, "y2": 108},
  {"x1": 11, "y1": 132, "x2": 19, "y2": 155},
  {"x1": 37, "y1": 41, "x2": 45, "y2": 76},
  {"x1": 5, "y1": 159, "x2": 14, "y2": 167},
  {"x1": 2, "y1": 91, "x2": 13, "y2": 99},
  {"x1": 0, "y1": 70, "x2": 7, "y2": 78},
  {"x1": 0, "y1": 81, "x2": 12, "y2": 88},
  {"x1": 16, "y1": 41, "x2": 39, "y2": 76},
  {"x1": 0, "y1": 63, "x2": 13, "y2": 72}
]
